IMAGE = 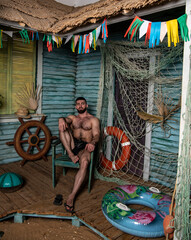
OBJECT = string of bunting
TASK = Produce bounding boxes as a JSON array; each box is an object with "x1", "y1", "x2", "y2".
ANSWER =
[
  {"x1": 124, "y1": 14, "x2": 190, "y2": 48},
  {"x1": 0, "y1": 14, "x2": 190, "y2": 52},
  {"x1": 66, "y1": 18, "x2": 108, "y2": 54},
  {"x1": 0, "y1": 28, "x2": 64, "y2": 52}
]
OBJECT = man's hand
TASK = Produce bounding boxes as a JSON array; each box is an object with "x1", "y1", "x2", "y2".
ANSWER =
[
  {"x1": 58, "y1": 118, "x2": 68, "y2": 132},
  {"x1": 85, "y1": 143, "x2": 95, "y2": 153}
]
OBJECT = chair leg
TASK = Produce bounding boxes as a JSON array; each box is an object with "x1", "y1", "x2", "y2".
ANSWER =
[
  {"x1": 53, "y1": 166, "x2": 56, "y2": 188},
  {"x1": 52, "y1": 147, "x2": 56, "y2": 188},
  {"x1": 88, "y1": 152, "x2": 94, "y2": 193},
  {"x1": 63, "y1": 167, "x2": 66, "y2": 176}
]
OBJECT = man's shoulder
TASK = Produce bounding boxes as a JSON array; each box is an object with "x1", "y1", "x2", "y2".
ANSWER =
[
  {"x1": 67, "y1": 115, "x2": 76, "y2": 120},
  {"x1": 90, "y1": 115, "x2": 100, "y2": 123}
]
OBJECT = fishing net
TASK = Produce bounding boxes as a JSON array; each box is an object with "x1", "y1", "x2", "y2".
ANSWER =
[
  {"x1": 175, "y1": 62, "x2": 191, "y2": 239},
  {"x1": 95, "y1": 40, "x2": 184, "y2": 195}
]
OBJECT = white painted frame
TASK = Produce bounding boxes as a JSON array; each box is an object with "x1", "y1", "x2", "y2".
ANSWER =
[{"x1": 174, "y1": 0, "x2": 191, "y2": 239}]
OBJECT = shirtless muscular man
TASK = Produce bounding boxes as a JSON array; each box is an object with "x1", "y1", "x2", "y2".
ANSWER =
[{"x1": 58, "y1": 97, "x2": 100, "y2": 213}]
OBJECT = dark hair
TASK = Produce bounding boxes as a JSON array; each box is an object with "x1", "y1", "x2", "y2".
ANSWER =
[{"x1": 75, "y1": 97, "x2": 87, "y2": 103}]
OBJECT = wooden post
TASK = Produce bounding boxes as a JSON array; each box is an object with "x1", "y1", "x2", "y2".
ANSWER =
[
  {"x1": 178, "y1": 1, "x2": 191, "y2": 153},
  {"x1": 36, "y1": 34, "x2": 43, "y2": 115},
  {"x1": 143, "y1": 56, "x2": 155, "y2": 181},
  {"x1": 106, "y1": 67, "x2": 114, "y2": 160}
]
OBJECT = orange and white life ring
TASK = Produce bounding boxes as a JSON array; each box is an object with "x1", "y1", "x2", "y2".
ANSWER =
[{"x1": 100, "y1": 126, "x2": 131, "y2": 170}]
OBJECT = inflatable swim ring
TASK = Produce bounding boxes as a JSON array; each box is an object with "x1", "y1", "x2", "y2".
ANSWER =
[
  {"x1": 100, "y1": 126, "x2": 131, "y2": 170},
  {"x1": 102, "y1": 185, "x2": 171, "y2": 238}
]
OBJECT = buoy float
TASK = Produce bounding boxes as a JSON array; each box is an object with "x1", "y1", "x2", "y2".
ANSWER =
[
  {"x1": 0, "y1": 172, "x2": 23, "y2": 192},
  {"x1": 163, "y1": 215, "x2": 174, "y2": 234},
  {"x1": 100, "y1": 126, "x2": 131, "y2": 170}
]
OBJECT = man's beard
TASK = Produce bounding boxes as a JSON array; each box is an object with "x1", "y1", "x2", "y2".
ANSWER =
[{"x1": 77, "y1": 108, "x2": 87, "y2": 114}]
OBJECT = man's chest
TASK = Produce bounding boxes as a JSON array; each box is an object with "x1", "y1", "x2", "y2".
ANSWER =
[{"x1": 72, "y1": 117, "x2": 92, "y2": 130}]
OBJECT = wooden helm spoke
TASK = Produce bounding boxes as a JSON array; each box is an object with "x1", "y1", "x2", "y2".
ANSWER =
[
  {"x1": 25, "y1": 127, "x2": 32, "y2": 136},
  {"x1": 26, "y1": 145, "x2": 32, "y2": 154},
  {"x1": 35, "y1": 126, "x2": 41, "y2": 136},
  {"x1": 19, "y1": 139, "x2": 29, "y2": 144},
  {"x1": 39, "y1": 137, "x2": 46, "y2": 142},
  {"x1": 35, "y1": 145, "x2": 41, "y2": 152}
]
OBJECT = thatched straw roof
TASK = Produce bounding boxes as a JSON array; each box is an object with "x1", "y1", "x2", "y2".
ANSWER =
[{"x1": 0, "y1": 0, "x2": 173, "y2": 34}]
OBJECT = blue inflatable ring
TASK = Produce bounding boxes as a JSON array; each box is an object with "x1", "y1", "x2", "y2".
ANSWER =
[{"x1": 102, "y1": 185, "x2": 171, "y2": 238}]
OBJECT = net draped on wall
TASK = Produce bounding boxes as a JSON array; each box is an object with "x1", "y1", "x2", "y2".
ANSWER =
[
  {"x1": 175, "y1": 66, "x2": 191, "y2": 239},
  {"x1": 95, "y1": 40, "x2": 184, "y2": 194}
]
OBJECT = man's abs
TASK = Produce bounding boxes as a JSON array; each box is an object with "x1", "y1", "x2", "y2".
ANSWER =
[{"x1": 72, "y1": 129, "x2": 93, "y2": 143}]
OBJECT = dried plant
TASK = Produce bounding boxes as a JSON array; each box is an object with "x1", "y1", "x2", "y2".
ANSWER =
[
  {"x1": 16, "y1": 83, "x2": 42, "y2": 111},
  {"x1": 137, "y1": 91, "x2": 181, "y2": 131}
]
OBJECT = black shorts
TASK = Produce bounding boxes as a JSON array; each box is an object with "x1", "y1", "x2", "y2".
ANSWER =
[{"x1": 72, "y1": 137, "x2": 87, "y2": 155}]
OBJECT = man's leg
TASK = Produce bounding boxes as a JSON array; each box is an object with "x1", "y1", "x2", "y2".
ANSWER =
[
  {"x1": 59, "y1": 129, "x2": 79, "y2": 163},
  {"x1": 66, "y1": 150, "x2": 91, "y2": 209}
]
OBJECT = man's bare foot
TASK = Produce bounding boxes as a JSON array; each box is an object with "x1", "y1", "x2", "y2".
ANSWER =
[
  {"x1": 69, "y1": 154, "x2": 79, "y2": 163},
  {"x1": 64, "y1": 195, "x2": 74, "y2": 213},
  {"x1": 66, "y1": 195, "x2": 74, "y2": 207}
]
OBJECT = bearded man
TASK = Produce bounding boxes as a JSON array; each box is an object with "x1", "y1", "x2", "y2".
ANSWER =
[{"x1": 58, "y1": 97, "x2": 100, "y2": 213}]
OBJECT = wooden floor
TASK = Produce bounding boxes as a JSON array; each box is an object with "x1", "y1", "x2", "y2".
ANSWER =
[{"x1": 0, "y1": 157, "x2": 165, "y2": 240}]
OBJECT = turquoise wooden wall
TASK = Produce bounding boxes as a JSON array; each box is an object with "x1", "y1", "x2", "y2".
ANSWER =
[
  {"x1": 75, "y1": 51, "x2": 101, "y2": 116},
  {"x1": 0, "y1": 121, "x2": 23, "y2": 164},
  {"x1": 42, "y1": 44, "x2": 76, "y2": 138},
  {"x1": 0, "y1": 44, "x2": 102, "y2": 164}
]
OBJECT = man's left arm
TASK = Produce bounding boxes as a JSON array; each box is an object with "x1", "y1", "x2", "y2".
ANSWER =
[{"x1": 86, "y1": 118, "x2": 100, "y2": 152}]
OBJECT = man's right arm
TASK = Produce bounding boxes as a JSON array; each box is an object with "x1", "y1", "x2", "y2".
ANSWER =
[{"x1": 58, "y1": 115, "x2": 73, "y2": 131}]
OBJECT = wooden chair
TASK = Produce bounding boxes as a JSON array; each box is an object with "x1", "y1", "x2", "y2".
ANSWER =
[{"x1": 52, "y1": 138, "x2": 94, "y2": 193}]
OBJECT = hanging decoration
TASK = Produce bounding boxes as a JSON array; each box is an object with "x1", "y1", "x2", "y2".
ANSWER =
[
  {"x1": 68, "y1": 18, "x2": 107, "y2": 54},
  {"x1": 52, "y1": 35, "x2": 63, "y2": 48},
  {"x1": 3, "y1": 30, "x2": 13, "y2": 38},
  {"x1": 19, "y1": 29, "x2": 30, "y2": 43},
  {"x1": 166, "y1": 19, "x2": 179, "y2": 47},
  {"x1": 124, "y1": 13, "x2": 189, "y2": 48},
  {"x1": 124, "y1": 16, "x2": 143, "y2": 41},
  {"x1": 30, "y1": 31, "x2": 39, "y2": 41},
  {"x1": 177, "y1": 14, "x2": 190, "y2": 42},
  {"x1": 102, "y1": 18, "x2": 108, "y2": 43},
  {"x1": 149, "y1": 22, "x2": 161, "y2": 48}
]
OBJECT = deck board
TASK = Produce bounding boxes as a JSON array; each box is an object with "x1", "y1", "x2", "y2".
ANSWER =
[{"x1": 0, "y1": 158, "x2": 166, "y2": 240}]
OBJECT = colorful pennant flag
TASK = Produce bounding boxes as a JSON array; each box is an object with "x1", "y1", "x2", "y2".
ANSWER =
[
  {"x1": 124, "y1": 16, "x2": 143, "y2": 41},
  {"x1": 166, "y1": 19, "x2": 179, "y2": 47},
  {"x1": 19, "y1": 29, "x2": 30, "y2": 43},
  {"x1": 139, "y1": 20, "x2": 150, "y2": 39},
  {"x1": 160, "y1": 22, "x2": 167, "y2": 42},
  {"x1": 177, "y1": 14, "x2": 189, "y2": 42},
  {"x1": 3, "y1": 31, "x2": 13, "y2": 38},
  {"x1": 78, "y1": 35, "x2": 83, "y2": 54},
  {"x1": 102, "y1": 19, "x2": 108, "y2": 43},
  {"x1": 149, "y1": 22, "x2": 161, "y2": 48}
]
